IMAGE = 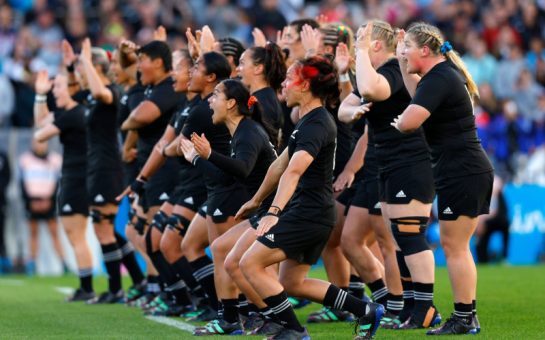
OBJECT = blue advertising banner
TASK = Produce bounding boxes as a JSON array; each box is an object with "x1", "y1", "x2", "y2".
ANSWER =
[{"x1": 503, "y1": 184, "x2": 545, "y2": 265}]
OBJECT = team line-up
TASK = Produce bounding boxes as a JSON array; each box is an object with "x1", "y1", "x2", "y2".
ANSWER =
[{"x1": 32, "y1": 18, "x2": 493, "y2": 339}]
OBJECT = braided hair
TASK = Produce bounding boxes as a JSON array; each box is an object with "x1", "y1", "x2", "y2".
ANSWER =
[{"x1": 406, "y1": 22, "x2": 479, "y2": 99}]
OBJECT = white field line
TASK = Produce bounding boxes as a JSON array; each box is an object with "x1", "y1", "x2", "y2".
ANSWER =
[
  {"x1": 52, "y1": 287, "x2": 195, "y2": 333},
  {"x1": 145, "y1": 315, "x2": 196, "y2": 333},
  {"x1": 54, "y1": 286, "x2": 75, "y2": 295}
]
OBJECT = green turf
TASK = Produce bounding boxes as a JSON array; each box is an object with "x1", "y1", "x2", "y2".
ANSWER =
[{"x1": 0, "y1": 265, "x2": 543, "y2": 339}]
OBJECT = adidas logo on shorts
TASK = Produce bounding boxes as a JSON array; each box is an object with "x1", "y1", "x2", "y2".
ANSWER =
[
  {"x1": 62, "y1": 204, "x2": 72, "y2": 213},
  {"x1": 159, "y1": 192, "x2": 169, "y2": 200},
  {"x1": 374, "y1": 202, "x2": 381, "y2": 209},
  {"x1": 396, "y1": 190, "x2": 407, "y2": 198},
  {"x1": 213, "y1": 208, "x2": 223, "y2": 217},
  {"x1": 443, "y1": 207, "x2": 453, "y2": 215},
  {"x1": 184, "y1": 197, "x2": 194, "y2": 205},
  {"x1": 201, "y1": 205, "x2": 207, "y2": 213},
  {"x1": 265, "y1": 234, "x2": 275, "y2": 242},
  {"x1": 94, "y1": 194, "x2": 105, "y2": 203}
]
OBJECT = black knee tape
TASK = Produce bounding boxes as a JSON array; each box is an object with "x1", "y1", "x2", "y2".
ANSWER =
[
  {"x1": 396, "y1": 250, "x2": 411, "y2": 278},
  {"x1": 150, "y1": 211, "x2": 169, "y2": 233},
  {"x1": 391, "y1": 217, "x2": 430, "y2": 256},
  {"x1": 134, "y1": 217, "x2": 147, "y2": 236},
  {"x1": 90, "y1": 209, "x2": 102, "y2": 223},
  {"x1": 166, "y1": 214, "x2": 191, "y2": 236},
  {"x1": 90, "y1": 209, "x2": 116, "y2": 224},
  {"x1": 103, "y1": 213, "x2": 116, "y2": 224},
  {"x1": 145, "y1": 227, "x2": 153, "y2": 255}
]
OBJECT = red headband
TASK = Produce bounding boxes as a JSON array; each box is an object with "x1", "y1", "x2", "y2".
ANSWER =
[{"x1": 300, "y1": 65, "x2": 319, "y2": 79}]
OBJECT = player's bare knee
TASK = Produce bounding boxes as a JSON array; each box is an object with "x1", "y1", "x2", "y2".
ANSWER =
[
  {"x1": 239, "y1": 252, "x2": 257, "y2": 279},
  {"x1": 224, "y1": 253, "x2": 239, "y2": 276}
]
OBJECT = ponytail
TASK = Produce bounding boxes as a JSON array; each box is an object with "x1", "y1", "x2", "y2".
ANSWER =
[
  {"x1": 443, "y1": 49, "x2": 479, "y2": 100},
  {"x1": 249, "y1": 42, "x2": 287, "y2": 92},
  {"x1": 221, "y1": 79, "x2": 279, "y2": 148}
]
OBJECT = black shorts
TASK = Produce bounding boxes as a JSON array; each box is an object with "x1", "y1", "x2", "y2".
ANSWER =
[
  {"x1": 58, "y1": 176, "x2": 89, "y2": 216},
  {"x1": 248, "y1": 203, "x2": 272, "y2": 230},
  {"x1": 257, "y1": 212, "x2": 333, "y2": 265},
  {"x1": 142, "y1": 163, "x2": 179, "y2": 210},
  {"x1": 167, "y1": 184, "x2": 185, "y2": 205},
  {"x1": 206, "y1": 187, "x2": 250, "y2": 224},
  {"x1": 351, "y1": 179, "x2": 382, "y2": 215},
  {"x1": 123, "y1": 161, "x2": 139, "y2": 188},
  {"x1": 87, "y1": 170, "x2": 124, "y2": 206},
  {"x1": 379, "y1": 160, "x2": 435, "y2": 205},
  {"x1": 198, "y1": 202, "x2": 208, "y2": 218},
  {"x1": 436, "y1": 171, "x2": 493, "y2": 221},
  {"x1": 336, "y1": 186, "x2": 356, "y2": 211},
  {"x1": 175, "y1": 187, "x2": 208, "y2": 212}
]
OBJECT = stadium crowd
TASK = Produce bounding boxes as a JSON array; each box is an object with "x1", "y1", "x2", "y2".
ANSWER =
[{"x1": 0, "y1": 1, "x2": 545, "y2": 181}]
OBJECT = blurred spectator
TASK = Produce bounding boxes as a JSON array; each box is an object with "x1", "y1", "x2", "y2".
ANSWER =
[
  {"x1": 475, "y1": 176, "x2": 509, "y2": 263},
  {"x1": 3, "y1": 28, "x2": 42, "y2": 127},
  {"x1": 518, "y1": 145, "x2": 545, "y2": 184},
  {"x1": 0, "y1": 63, "x2": 14, "y2": 127},
  {"x1": 526, "y1": 36, "x2": 545, "y2": 86},
  {"x1": 18, "y1": 140, "x2": 65, "y2": 275},
  {"x1": 513, "y1": 68, "x2": 544, "y2": 122},
  {"x1": 512, "y1": 1, "x2": 545, "y2": 51},
  {"x1": 253, "y1": 0, "x2": 287, "y2": 41},
  {"x1": 493, "y1": 44, "x2": 527, "y2": 99},
  {"x1": 64, "y1": 4, "x2": 87, "y2": 46},
  {"x1": 205, "y1": 0, "x2": 240, "y2": 39},
  {"x1": 463, "y1": 34, "x2": 498, "y2": 86},
  {"x1": 478, "y1": 83, "x2": 501, "y2": 116},
  {"x1": 0, "y1": 149, "x2": 10, "y2": 273},
  {"x1": 0, "y1": 0, "x2": 541, "y2": 183},
  {"x1": 28, "y1": 7, "x2": 64, "y2": 75},
  {"x1": 0, "y1": 4, "x2": 16, "y2": 58}
]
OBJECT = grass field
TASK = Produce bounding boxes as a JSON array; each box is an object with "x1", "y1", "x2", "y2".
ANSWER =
[{"x1": 1, "y1": 265, "x2": 543, "y2": 339}]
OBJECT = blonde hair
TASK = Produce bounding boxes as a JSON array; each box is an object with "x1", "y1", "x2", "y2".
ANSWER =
[
  {"x1": 362, "y1": 20, "x2": 397, "y2": 52},
  {"x1": 406, "y1": 22, "x2": 479, "y2": 99}
]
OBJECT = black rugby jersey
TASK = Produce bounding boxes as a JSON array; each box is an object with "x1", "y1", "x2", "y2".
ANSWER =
[
  {"x1": 253, "y1": 87, "x2": 284, "y2": 137},
  {"x1": 181, "y1": 93, "x2": 231, "y2": 192},
  {"x1": 81, "y1": 84, "x2": 123, "y2": 173},
  {"x1": 171, "y1": 95, "x2": 204, "y2": 190},
  {"x1": 118, "y1": 82, "x2": 146, "y2": 142},
  {"x1": 137, "y1": 77, "x2": 184, "y2": 166},
  {"x1": 411, "y1": 60, "x2": 493, "y2": 179},
  {"x1": 204, "y1": 118, "x2": 276, "y2": 195},
  {"x1": 330, "y1": 104, "x2": 352, "y2": 179},
  {"x1": 286, "y1": 106, "x2": 337, "y2": 225},
  {"x1": 53, "y1": 105, "x2": 87, "y2": 177},
  {"x1": 357, "y1": 59, "x2": 430, "y2": 171}
]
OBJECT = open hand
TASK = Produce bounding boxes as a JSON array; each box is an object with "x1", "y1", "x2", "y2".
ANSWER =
[
  {"x1": 191, "y1": 133, "x2": 212, "y2": 159},
  {"x1": 300, "y1": 24, "x2": 322, "y2": 57},
  {"x1": 179, "y1": 138, "x2": 198, "y2": 163},
  {"x1": 252, "y1": 27, "x2": 267, "y2": 47},
  {"x1": 235, "y1": 199, "x2": 261, "y2": 220},
  {"x1": 35, "y1": 70, "x2": 52, "y2": 95},
  {"x1": 335, "y1": 42, "x2": 352, "y2": 74},
  {"x1": 356, "y1": 22, "x2": 373, "y2": 51},
  {"x1": 62, "y1": 40, "x2": 76, "y2": 67}
]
